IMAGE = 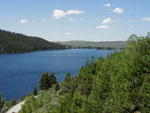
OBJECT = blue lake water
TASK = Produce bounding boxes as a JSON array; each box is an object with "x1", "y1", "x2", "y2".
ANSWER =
[{"x1": 0, "y1": 49, "x2": 115, "y2": 100}]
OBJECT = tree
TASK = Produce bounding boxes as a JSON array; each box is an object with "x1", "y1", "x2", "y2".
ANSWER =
[
  {"x1": 33, "y1": 87, "x2": 38, "y2": 95},
  {"x1": 147, "y1": 32, "x2": 150, "y2": 38},
  {"x1": 64, "y1": 73, "x2": 71, "y2": 82},
  {"x1": 18, "y1": 33, "x2": 150, "y2": 113},
  {"x1": 55, "y1": 83, "x2": 60, "y2": 92},
  {"x1": 0, "y1": 93, "x2": 4, "y2": 112},
  {"x1": 39, "y1": 73, "x2": 51, "y2": 90},
  {"x1": 0, "y1": 29, "x2": 66, "y2": 54},
  {"x1": 49, "y1": 73, "x2": 57, "y2": 87},
  {"x1": 39, "y1": 73, "x2": 57, "y2": 90},
  {"x1": 60, "y1": 73, "x2": 72, "y2": 94}
]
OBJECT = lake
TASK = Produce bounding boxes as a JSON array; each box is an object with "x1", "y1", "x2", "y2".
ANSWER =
[{"x1": 0, "y1": 49, "x2": 115, "y2": 100}]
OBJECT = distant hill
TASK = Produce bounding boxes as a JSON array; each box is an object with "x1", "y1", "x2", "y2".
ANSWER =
[
  {"x1": 0, "y1": 29, "x2": 66, "y2": 54},
  {"x1": 15, "y1": 34, "x2": 149, "y2": 113},
  {"x1": 58, "y1": 40, "x2": 127, "y2": 49}
]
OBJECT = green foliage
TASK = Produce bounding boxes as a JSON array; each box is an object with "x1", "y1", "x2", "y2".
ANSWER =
[
  {"x1": 0, "y1": 29, "x2": 66, "y2": 54},
  {"x1": 0, "y1": 93, "x2": 5, "y2": 112},
  {"x1": 57, "y1": 93, "x2": 85, "y2": 113},
  {"x1": 19, "y1": 89, "x2": 58, "y2": 113},
  {"x1": 39, "y1": 73, "x2": 57, "y2": 90},
  {"x1": 20, "y1": 96, "x2": 44, "y2": 113},
  {"x1": 55, "y1": 83, "x2": 60, "y2": 92},
  {"x1": 57, "y1": 34, "x2": 150, "y2": 113},
  {"x1": 19, "y1": 33, "x2": 150, "y2": 113},
  {"x1": 49, "y1": 73, "x2": 57, "y2": 86},
  {"x1": 39, "y1": 73, "x2": 51, "y2": 90},
  {"x1": 0, "y1": 98, "x2": 17, "y2": 112},
  {"x1": 59, "y1": 40, "x2": 127, "y2": 49},
  {"x1": 60, "y1": 73, "x2": 73, "y2": 94},
  {"x1": 5, "y1": 99, "x2": 17, "y2": 108},
  {"x1": 147, "y1": 32, "x2": 150, "y2": 38},
  {"x1": 33, "y1": 87, "x2": 38, "y2": 96}
]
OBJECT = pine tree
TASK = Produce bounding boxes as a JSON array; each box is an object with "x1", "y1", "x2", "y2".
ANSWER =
[
  {"x1": 39, "y1": 73, "x2": 51, "y2": 90},
  {"x1": 39, "y1": 73, "x2": 57, "y2": 90},
  {"x1": 49, "y1": 73, "x2": 57, "y2": 87},
  {"x1": 55, "y1": 83, "x2": 60, "y2": 92},
  {"x1": 61, "y1": 73, "x2": 72, "y2": 94},
  {"x1": 64, "y1": 73, "x2": 71, "y2": 82},
  {"x1": 33, "y1": 87, "x2": 38, "y2": 95},
  {"x1": 0, "y1": 93, "x2": 4, "y2": 112}
]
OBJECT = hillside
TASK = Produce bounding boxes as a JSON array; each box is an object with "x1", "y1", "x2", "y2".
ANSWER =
[
  {"x1": 3, "y1": 33, "x2": 148, "y2": 113},
  {"x1": 58, "y1": 40, "x2": 127, "y2": 49},
  {"x1": 0, "y1": 29, "x2": 66, "y2": 54}
]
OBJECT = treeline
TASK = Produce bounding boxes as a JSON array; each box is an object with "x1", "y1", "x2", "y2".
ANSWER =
[
  {"x1": 0, "y1": 29, "x2": 66, "y2": 54},
  {"x1": 66, "y1": 46, "x2": 124, "y2": 50},
  {"x1": 1, "y1": 33, "x2": 150, "y2": 113},
  {"x1": 58, "y1": 40, "x2": 127, "y2": 50}
]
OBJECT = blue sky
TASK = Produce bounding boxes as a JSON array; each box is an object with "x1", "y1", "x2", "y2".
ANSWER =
[{"x1": 0, "y1": 0, "x2": 150, "y2": 41}]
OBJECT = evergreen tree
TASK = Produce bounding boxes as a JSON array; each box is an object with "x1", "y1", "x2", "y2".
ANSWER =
[
  {"x1": 0, "y1": 93, "x2": 4, "y2": 112},
  {"x1": 49, "y1": 73, "x2": 57, "y2": 87},
  {"x1": 55, "y1": 83, "x2": 60, "y2": 92},
  {"x1": 18, "y1": 33, "x2": 150, "y2": 113},
  {"x1": 61, "y1": 73, "x2": 72, "y2": 94},
  {"x1": 33, "y1": 87, "x2": 38, "y2": 95},
  {"x1": 147, "y1": 32, "x2": 150, "y2": 38},
  {"x1": 39, "y1": 73, "x2": 51, "y2": 90},
  {"x1": 39, "y1": 73, "x2": 57, "y2": 90},
  {"x1": 64, "y1": 73, "x2": 71, "y2": 82},
  {"x1": 0, "y1": 29, "x2": 66, "y2": 54}
]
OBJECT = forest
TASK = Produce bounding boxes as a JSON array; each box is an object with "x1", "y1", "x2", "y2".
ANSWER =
[
  {"x1": 0, "y1": 29, "x2": 66, "y2": 54},
  {"x1": 58, "y1": 41, "x2": 127, "y2": 50},
  {"x1": 0, "y1": 33, "x2": 150, "y2": 113}
]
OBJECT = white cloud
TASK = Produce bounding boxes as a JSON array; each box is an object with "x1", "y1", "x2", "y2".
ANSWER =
[
  {"x1": 66, "y1": 9, "x2": 84, "y2": 15},
  {"x1": 97, "y1": 18, "x2": 113, "y2": 30},
  {"x1": 102, "y1": 18, "x2": 113, "y2": 24},
  {"x1": 104, "y1": 3, "x2": 111, "y2": 7},
  {"x1": 96, "y1": 25, "x2": 110, "y2": 29},
  {"x1": 53, "y1": 9, "x2": 84, "y2": 19},
  {"x1": 53, "y1": 10, "x2": 66, "y2": 19},
  {"x1": 143, "y1": 17, "x2": 150, "y2": 21},
  {"x1": 113, "y1": 8, "x2": 124, "y2": 14},
  {"x1": 20, "y1": 19, "x2": 28, "y2": 24},
  {"x1": 64, "y1": 32, "x2": 72, "y2": 35}
]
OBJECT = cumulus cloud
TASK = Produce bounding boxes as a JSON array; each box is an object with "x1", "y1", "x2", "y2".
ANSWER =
[
  {"x1": 53, "y1": 10, "x2": 66, "y2": 19},
  {"x1": 53, "y1": 9, "x2": 84, "y2": 19},
  {"x1": 113, "y1": 8, "x2": 124, "y2": 14},
  {"x1": 102, "y1": 18, "x2": 113, "y2": 24},
  {"x1": 143, "y1": 17, "x2": 150, "y2": 21},
  {"x1": 64, "y1": 32, "x2": 72, "y2": 35},
  {"x1": 20, "y1": 19, "x2": 28, "y2": 24},
  {"x1": 104, "y1": 3, "x2": 111, "y2": 7},
  {"x1": 96, "y1": 25, "x2": 110, "y2": 29}
]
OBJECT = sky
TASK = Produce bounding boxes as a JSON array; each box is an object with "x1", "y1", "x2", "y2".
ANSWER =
[{"x1": 0, "y1": 0, "x2": 150, "y2": 41}]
